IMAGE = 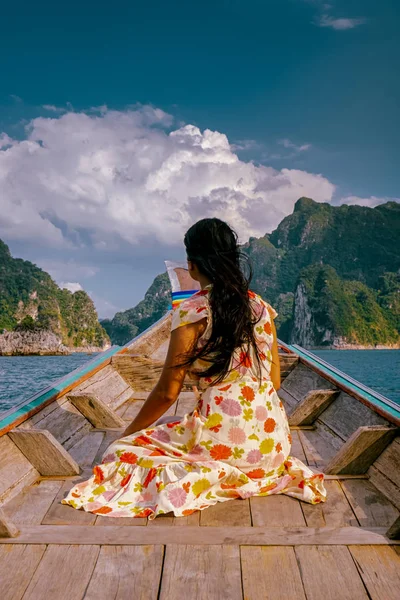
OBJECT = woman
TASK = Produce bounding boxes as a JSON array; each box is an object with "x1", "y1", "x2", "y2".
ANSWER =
[{"x1": 62, "y1": 218, "x2": 326, "y2": 518}]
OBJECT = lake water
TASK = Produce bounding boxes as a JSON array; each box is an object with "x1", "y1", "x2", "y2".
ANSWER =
[
  {"x1": 0, "y1": 349, "x2": 399, "y2": 416},
  {"x1": 0, "y1": 354, "x2": 98, "y2": 414}
]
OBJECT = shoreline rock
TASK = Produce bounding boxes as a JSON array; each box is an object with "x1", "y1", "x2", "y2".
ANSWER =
[{"x1": 0, "y1": 330, "x2": 111, "y2": 356}]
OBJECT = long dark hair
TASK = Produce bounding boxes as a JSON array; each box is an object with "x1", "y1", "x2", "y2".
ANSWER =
[{"x1": 173, "y1": 217, "x2": 269, "y2": 386}]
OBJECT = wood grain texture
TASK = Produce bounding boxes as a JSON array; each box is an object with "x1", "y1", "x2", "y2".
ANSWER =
[
  {"x1": 241, "y1": 546, "x2": 306, "y2": 600},
  {"x1": 22, "y1": 544, "x2": 99, "y2": 600},
  {"x1": 159, "y1": 545, "x2": 242, "y2": 600},
  {"x1": 42, "y1": 478, "x2": 96, "y2": 525},
  {"x1": 295, "y1": 545, "x2": 369, "y2": 600},
  {"x1": 18, "y1": 400, "x2": 90, "y2": 448},
  {"x1": 290, "y1": 429, "x2": 308, "y2": 463},
  {"x1": 251, "y1": 495, "x2": 306, "y2": 527},
  {"x1": 368, "y1": 465, "x2": 400, "y2": 510},
  {"x1": 95, "y1": 514, "x2": 148, "y2": 527},
  {"x1": 1, "y1": 525, "x2": 398, "y2": 545},
  {"x1": 0, "y1": 545, "x2": 46, "y2": 599},
  {"x1": 281, "y1": 362, "x2": 336, "y2": 403},
  {"x1": 349, "y1": 545, "x2": 400, "y2": 600},
  {"x1": 288, "y1": 390, "x2": 339, "y2": 426},
  {"x1": 387, "y1": 516, "x2": 400, "y2": 540},
  {"x1": 200, "y1": 499, "x2": 251, "y2": 527},
  {"x1": 2, "y1": 480, "x2": 63, "y2": 525},
  {"x1": 85, "y1": 545, "x2": 164, "y2": 600},
  {"x1": 340, "y1": 479, "x2": 399, "y2": 527},
  {"x1": 298, "y1": 425, "x2": 343, "y2": 468},
  {"x1": 0, "y1": 435, "x2": 39, "y2": 502},
  {"x1": 0, "y1": 508, "x2": 19, "y2": 538},
  {"x1": 77, "y1": 364, "x2": 131, "y2": 410},
  {"x1": 68, "y1": 431, "x2": 104, "y2": 469},
  {"x1": 9, "y1": 429, "x2": 80, "y2": 476},
  {"x1": 68, "y1": 393, "x2": 126, "y2": 428},
  {"x1": 301, "y1": 480, "x2": 358, "y2": 527},
  {"x1": 325, "y1": 426, "x2": 398, "y2": 475},
  {"x1": 372, "y1": 437, "x2": 400, "y2": 489},
  {"x1": 319, "y1": 391, "x2": 391, "y2": 441}
]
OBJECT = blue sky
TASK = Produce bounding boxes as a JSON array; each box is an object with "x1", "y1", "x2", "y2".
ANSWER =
[{"x1": 0, "y1": 0, "x2": 399, "y2": 317}]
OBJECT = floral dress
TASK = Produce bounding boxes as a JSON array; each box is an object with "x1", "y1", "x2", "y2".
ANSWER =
[{"x1": 62, "y1": 284, "x2": 326, "y2": 518}]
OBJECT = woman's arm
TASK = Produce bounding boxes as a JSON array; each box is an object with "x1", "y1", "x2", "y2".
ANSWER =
[
  {"x1": 268, "y1": 308, "x2": 281, "y2": 391},
  {"x1": 121, "y1": 317, "x2": 207, "y2": 437}
]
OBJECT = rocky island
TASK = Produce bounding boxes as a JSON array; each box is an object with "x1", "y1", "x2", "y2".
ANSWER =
[{"x1": 0, "y1": 240, "x2": 110, "y2": 355}]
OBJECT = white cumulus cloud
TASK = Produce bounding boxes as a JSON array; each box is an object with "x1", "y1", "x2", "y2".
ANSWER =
[{"x1": 0, "y1": 106, "x2": 336, "y2": 248}]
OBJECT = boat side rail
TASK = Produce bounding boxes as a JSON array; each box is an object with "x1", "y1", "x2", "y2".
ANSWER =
[{"x1": 279, "y1": 340, "x2": 400, "y2": 426}]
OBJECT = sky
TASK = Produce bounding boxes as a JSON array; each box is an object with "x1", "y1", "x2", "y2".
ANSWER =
[{"x1": 0, "y1": 0, "x2": 399, "y2": 318}]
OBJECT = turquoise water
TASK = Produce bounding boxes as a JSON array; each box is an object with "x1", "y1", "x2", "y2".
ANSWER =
[
  {"x1": 312, "y1": 349, "x2": 400, "y2": 405},
  {"x1": 0, "y1": 354, "x2": 98, "y2": 414},
  {"x1": 0, "y1": 349, "x2": 399, "y2": 416}
]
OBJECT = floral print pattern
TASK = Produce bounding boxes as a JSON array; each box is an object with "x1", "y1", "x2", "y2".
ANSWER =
[{"x1": 62, "y1": 284, "x2": 326, "y2": 518}]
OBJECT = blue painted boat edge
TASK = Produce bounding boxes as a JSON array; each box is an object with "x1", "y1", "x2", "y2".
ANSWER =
[
  {"x1": 0, "y1": 309, "x2": 173, "y2": 432},
  {"x1": 281, "y1": 341, "x2": 400, "y2": 423},
  {"x1": 0, "y1": 346, "x2": 120, "y2": 432}
]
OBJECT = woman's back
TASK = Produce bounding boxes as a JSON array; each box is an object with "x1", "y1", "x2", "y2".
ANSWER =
[{"x1": 171, "y1": 284, "x2": 279, "y2": 389}]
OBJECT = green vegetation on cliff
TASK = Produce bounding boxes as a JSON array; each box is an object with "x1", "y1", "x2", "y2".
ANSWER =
[
  {"x1": 0, "y1": 240, "x2": 109, "y2": 349},
  {"x1": 101, "y1": 273, "x2": 171, "y2": 345},
  {"x1": 82, "y1": 198, "x2": 400, "y2": 348}
]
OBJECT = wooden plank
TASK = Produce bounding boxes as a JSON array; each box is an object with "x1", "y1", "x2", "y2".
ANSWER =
[
  {"x1": 295, "y1": 545, "x2": 369, "y2": 599},
  {"x1": 95, "y1": 514, "x2": 147, "y2": 527},
  {"x1": 281, "y1": 362, "x2": 336, "y2": 402},
  {"x1": 277, "y1": 387, "x2": 298, "y2": 413},
  {"x1": 18, "y1": 400, "x2": 90, "y2": 448},
  {"x1": 85, "y1": 545, "x2": 164, "y2": 599},
  {"x1": 0, "y1": 545, "x2": 46, "y2": 600},
  {"x1": 0, "y1": 508, "x2": 19, "y2": 538},
  {"x1": 241, "y1": 546, "x2": 306, "y2": 599},
  {"x1": 68, "y1": 431, "x2": 104, "y2": 470},
  {"x1": 319, "y1": 391, "x2": 392, "y2": 441},
  {"x1": 68, "y1": 393, "x2": 126, "y2": 428},
  {"x1": 301, "y1": 480, "x2": 358, "y2": 527},
  {"x1": 1, "y1": 525, "x2": 398, "y2": 545},
  {"x1": 23, "y1": 545, "x2": 100, "y2": 600},
  {"x1": 325, "y1": 426, "x2": 398, "y2": 475},
  {"x1": 91, "y1": 430, "x2": 122, "y2": 467},
  {"x1": 298, "y1": 425, "x2": 343, "y2": 468},
  {"x1": 387, "y1": 516, "x2": 400, "y2": 540},
  {"x1": 200, "y1": 499, "x2": 251, "y2": 527},
  {"x1": 368, "y1": 465, "x2": 400, "y2": 510},
  {"x1": 147, "y1": 513, "x2": 175, "y2": 527},
  {"x1": 0, "y1": 435, "x2": 39, "y2": 502},
  {"x1": 9, "y1": 429, "x2": 80, "y2": 477},
  {"x1": 173, "y1": 511, "x2": 200, "y2": 526},
  {"x1": 159, "y1": 545, "x2": 242, "y2": 600},
  {"x1": 77, "y1": 364, "x2": 131, "y2": 409},
  {"x1": 118, "y1": 399, "x2": 145, "y2": 422},
  {"x1": 373, "y1": 437, "x2": 400, "y2": 489},
  {"x1": 290, "y1": 429, "x2": 308, "y2": 462},
  {"x1": 2, "y1": 480, "x2": 63, "y2": 525},
  {"x1": 251, "y1": 495, "x2": 306, "y2": 527},
  {"x1": 288, "y1": 390, "x2": 339, "y2": 426},
  {"x1": 42, "y1": 477, "x2": 97, "y2": 526},
  {"x1": 349, "y1": 545, "x2": 400, "y2": 600},
  {"x1": 340, "y1": 479, "x2": 399, "y2": 527}
]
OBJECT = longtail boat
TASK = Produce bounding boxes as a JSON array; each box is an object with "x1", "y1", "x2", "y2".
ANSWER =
[{"x1": 0, "y1": 287, "x2": 399, "y2": 598}]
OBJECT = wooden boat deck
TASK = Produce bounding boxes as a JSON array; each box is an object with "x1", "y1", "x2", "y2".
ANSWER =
[
  {"x1": 1, "y1": 392, "x2": 400, "y2": 599},
  {"x1": 1, "y1": 313, "x2": 400, "y2": 598}
]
